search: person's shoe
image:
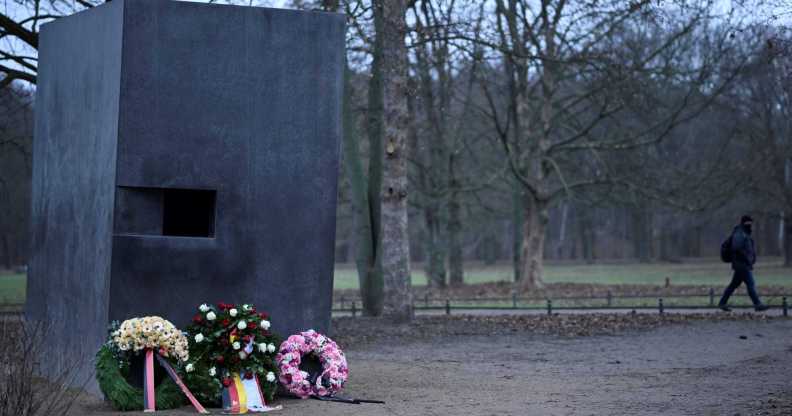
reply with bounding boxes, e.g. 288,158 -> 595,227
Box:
718,304 -> 732,312
755,304 -> 769,312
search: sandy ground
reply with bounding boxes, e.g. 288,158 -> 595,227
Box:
69,316 -> 792,416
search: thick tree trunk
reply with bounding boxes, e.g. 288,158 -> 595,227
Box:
342,64 -> 383,316
519,194 -> 548,291
447,168 -> 463,286
379,0 -> 412,323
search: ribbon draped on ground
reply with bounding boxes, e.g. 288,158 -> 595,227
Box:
143,348 -> 209,414
222,373 -> 283,414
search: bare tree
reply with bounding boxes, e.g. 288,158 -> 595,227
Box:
467,0 -> 746,289
379,0 -> 413,322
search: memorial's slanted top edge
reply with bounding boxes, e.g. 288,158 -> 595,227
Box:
40,0 -> 345,33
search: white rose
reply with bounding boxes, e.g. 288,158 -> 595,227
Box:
194,333 -> 204,343
185,363 -> 194,373
206,311 -> 216,321
260,320 -> 271,330
237,320 -> 246,330
266,372 -> 276,382
242,304 -> 251,311
199,304 -> 210,312
267,343 -> 276,353
233,341 -> 241,350
258,343 -> 267,353
239,351 -> 247,360
209,367 -> 217,377
229,308 -> 238,317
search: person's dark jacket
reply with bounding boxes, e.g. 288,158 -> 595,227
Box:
731,225 -> 756,271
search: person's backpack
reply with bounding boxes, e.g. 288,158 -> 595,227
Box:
720,234 -> 734,263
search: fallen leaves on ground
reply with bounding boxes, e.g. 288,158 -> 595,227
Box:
330,313 -> 776,347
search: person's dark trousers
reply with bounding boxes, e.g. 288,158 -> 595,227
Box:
719,268 -> 762,306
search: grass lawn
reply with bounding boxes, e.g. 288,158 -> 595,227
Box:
2,258 -> 789,305
0,273 -> 25,305
333,258 -> 792,290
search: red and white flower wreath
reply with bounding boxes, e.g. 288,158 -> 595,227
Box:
275,330 -> 348,398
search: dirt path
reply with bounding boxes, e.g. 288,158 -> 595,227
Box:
72,318 -> 792,416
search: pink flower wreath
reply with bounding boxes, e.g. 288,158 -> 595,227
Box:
275,330 -> 348,398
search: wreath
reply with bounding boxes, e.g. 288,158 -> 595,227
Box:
95,317 -> 189,411
276,330 -> 348,398
182,302 -> 280,406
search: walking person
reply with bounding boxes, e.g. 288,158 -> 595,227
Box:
718,215 -> 769,312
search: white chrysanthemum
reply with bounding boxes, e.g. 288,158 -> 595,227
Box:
186,363 -> 194,373
206,311 -> 216,321
229,308 -> 238,317
237,320 -> 246,330
209,367 -> 217,377
258,343 -> 267,353
266,372 -> 276,382
233,341 -> 241,350
194,333 -> 204,343
199,304 -> 210,312
267,343 -> 276,353
260,320 -> 271,330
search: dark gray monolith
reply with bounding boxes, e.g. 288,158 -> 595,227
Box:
27,0 -> 344,393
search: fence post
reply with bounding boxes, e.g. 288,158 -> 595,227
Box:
607,290 -> 612,307
424,293 -> 430,308
445,299 -> 451,315
351,301 -> 357,318
783,297 -> 788,317
512,292 -> 518,309
340,295 -> 345,310
709,288 -> 714,307
546,299 -> 553,315
658,298 -> 664,315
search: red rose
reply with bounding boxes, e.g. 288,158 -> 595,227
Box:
222,319 -> 230,327
216,356 -> 225,364
222,378 -> 232,387
247,322 -> 256,329
192,314 -> 202,324
258,312 -> 269,320
244,372 -> 254,380
242,335 -> 251,342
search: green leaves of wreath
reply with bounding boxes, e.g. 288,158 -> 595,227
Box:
95,344 -> 184,411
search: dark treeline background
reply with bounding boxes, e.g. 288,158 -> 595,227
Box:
0,1 -> 790,312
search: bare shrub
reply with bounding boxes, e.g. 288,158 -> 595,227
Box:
0,318 -> 87,416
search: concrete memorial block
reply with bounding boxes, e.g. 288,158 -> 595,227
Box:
26,0 -> 344,391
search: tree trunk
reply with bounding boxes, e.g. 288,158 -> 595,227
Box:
379,0 -> 412,323
342,64 -> 383,316
1,234 -> 11,270
424,210 -> 446,288
578,208 -> 594,264
447,162 -> 463,286
784,223 -> 792,267
630,206 -> 651,262
519,194 -> 548,291
512,184 -> 524,282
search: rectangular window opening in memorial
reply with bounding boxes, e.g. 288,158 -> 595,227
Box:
115,186 -> 216,238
